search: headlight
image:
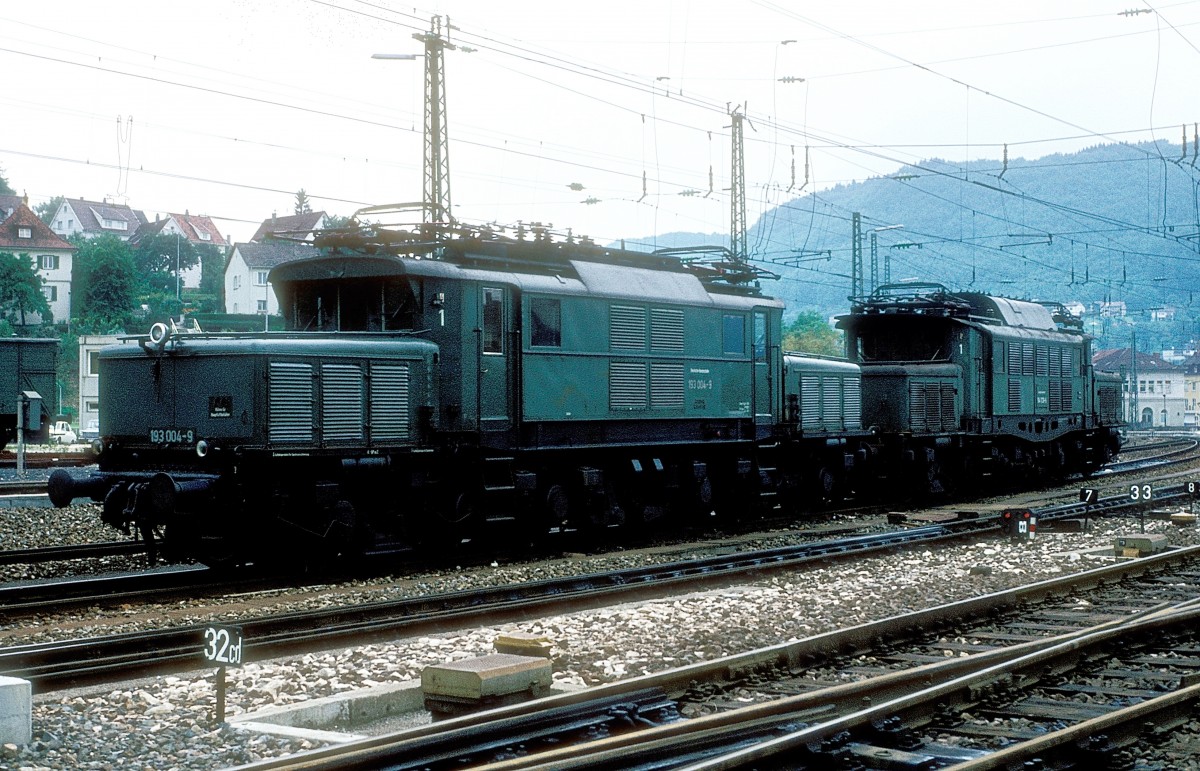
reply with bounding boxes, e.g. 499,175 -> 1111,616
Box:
196,439 -> 210,458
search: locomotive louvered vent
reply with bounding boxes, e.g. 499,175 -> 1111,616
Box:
610,362 -> 647,410
610,305 -> 647,350
941,384 -> 955,428
910,383 -> 928,431
321,363 -> 364,442
1007,342 -> 1021,374
1022,343 -> 1035,376
844,377 -> 862,429
650,308 -> 685,352
801,375 -> 821,428
1036,346 -> 1049,377
909,382 -> 955,432
1049,346 -> 1062,378
370,363 -> 410,442
1007,378 -> 1022,412
821,377 -> 842,426
650,363 -> 684,408
1100,385 -> 1120,421
269,362 -> 314,443
1048,379 -> 1063,412
1061,347 -> 1074,375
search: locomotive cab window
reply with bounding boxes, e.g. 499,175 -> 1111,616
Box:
482,287 -> 504,354
852,316 -> 952,362
753,312 -> 767,360
285,278 -> 418,332
530,297 -> 561,347
723,314 -> 745,355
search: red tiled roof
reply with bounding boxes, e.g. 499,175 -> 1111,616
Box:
1092,348 -> 1177,372
133,213 -> 227,248
0,203 -> 73,250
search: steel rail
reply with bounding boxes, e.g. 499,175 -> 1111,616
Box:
0,540 -> 145,566
226,546 -> 1200,771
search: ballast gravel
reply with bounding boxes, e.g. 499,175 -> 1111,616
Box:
5,504 -> 1200,769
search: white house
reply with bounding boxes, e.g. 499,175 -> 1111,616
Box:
78,334 -> 121,433
50,198 -> 147,241
133,212 -> 229,290
0,195 -> 75,324
224,241 -> 320,316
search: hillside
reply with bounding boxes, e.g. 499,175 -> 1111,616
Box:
628,141 -> 1200,337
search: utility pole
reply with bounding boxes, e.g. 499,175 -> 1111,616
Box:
851,212 -> 863,299
870,230 -> 878,294
414,17 -> 455,226
728,106 -> 747,264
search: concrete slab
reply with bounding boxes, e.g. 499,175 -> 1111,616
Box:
0,676 -> 31,745
421,654 -> 551,700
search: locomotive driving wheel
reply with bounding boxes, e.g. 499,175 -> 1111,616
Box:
419,490 -> 478,553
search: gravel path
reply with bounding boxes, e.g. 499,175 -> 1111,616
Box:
4,504 -> 1200,769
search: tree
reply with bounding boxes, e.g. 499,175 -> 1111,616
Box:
198,243 -> 225,296
0,252 -> 51,326
0,165 -> 13,195
323,213 -> 354,229
782,311 -> 844,358
34,195 -> 65,226
294,189 -> 312,215
72,234 -> 137,329
131,232 -> 201,294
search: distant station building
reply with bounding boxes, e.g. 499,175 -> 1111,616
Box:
1093,348 -> 1185,428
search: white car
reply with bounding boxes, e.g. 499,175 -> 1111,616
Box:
48,420 -> 77,445
81,420 -> 100,441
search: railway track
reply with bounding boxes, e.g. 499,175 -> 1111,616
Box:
0,452 -> 93,470
3,487 -> 1192,694
229,544 -> 1200,771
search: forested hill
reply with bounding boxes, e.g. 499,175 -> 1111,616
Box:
632,141 -> 1200,322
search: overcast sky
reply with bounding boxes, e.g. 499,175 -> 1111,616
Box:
2,1 -> 1197,245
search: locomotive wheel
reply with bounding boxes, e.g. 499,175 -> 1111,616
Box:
814,466 -> 836,506
419,491 -> 477,553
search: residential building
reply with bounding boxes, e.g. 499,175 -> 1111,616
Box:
224,241 -> 320,316
250,211 -> 327,242
78,334 -> 121,433
1093,348 -> 1185,428
134,212 -> 229,290
0,195 -> 75,324
50,198 -> 147,241
1185,354 -> 1200,428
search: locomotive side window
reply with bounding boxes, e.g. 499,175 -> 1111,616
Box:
530,297 -> 561,347
482,287 -> 504,354
723,314 -> 744,355
753,312 -> 767,360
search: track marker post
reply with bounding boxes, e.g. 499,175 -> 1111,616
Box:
203,624 -> 244,724
1128,483 -> 1153,534
1080,488 -> 1099,531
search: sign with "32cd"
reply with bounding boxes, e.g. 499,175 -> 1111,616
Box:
203,625 -> 244,667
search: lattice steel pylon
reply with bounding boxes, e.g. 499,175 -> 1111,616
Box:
729,107 -> 747,264
414,17 -> 455,226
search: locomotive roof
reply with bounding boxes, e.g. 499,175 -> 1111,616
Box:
271,251 -> 782,311
845,283 -> 1073,333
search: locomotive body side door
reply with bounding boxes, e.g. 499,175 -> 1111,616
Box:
477,285 -> 512,430
751,308 -> 779,431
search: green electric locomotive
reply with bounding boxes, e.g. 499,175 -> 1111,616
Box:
837,283 -> 1122,493
49,226 -> 830,564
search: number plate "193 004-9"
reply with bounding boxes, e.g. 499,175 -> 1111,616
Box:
149,428 -> 196,444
